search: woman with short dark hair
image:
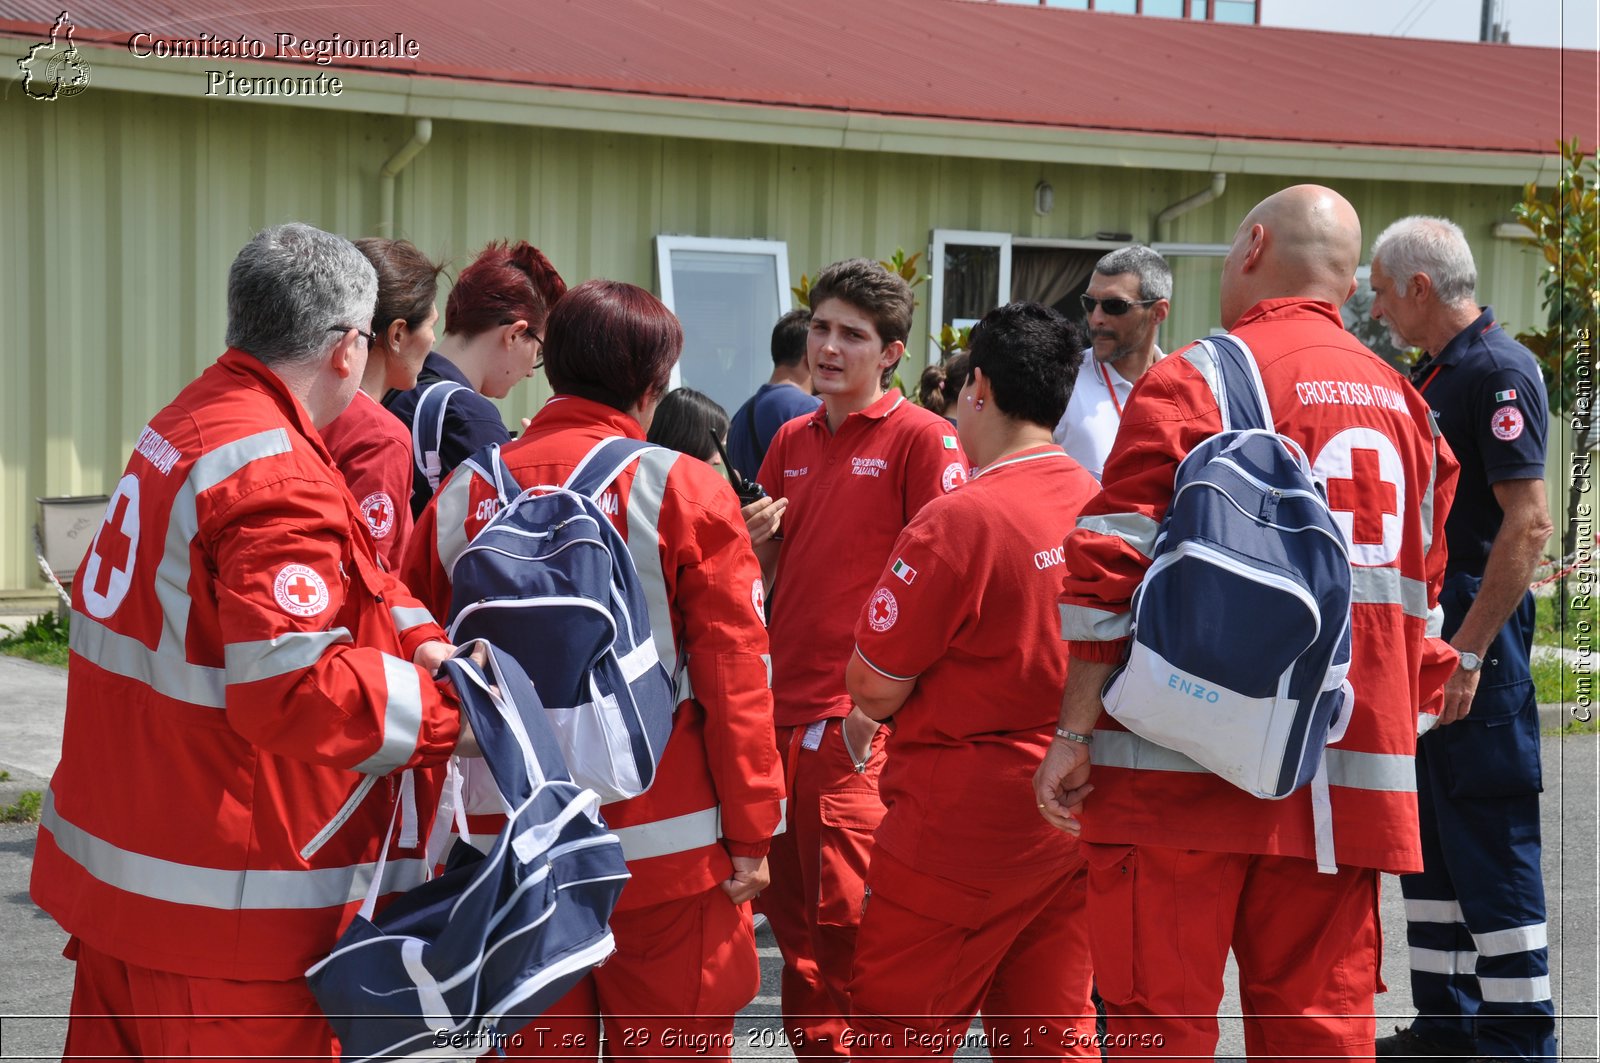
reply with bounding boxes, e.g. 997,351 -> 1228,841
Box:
403,279 -> 783,1063
843,302 -> 1100,1058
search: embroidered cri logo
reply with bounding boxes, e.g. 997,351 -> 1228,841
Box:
18,11 -> 92,102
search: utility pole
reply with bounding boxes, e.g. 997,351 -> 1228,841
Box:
1479,0 -> 1509,42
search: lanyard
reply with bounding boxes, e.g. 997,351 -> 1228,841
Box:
1099,362 -> 1124,419
1417,364 -> 1443,396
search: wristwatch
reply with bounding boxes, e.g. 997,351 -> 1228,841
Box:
1457,651 -> 1484,673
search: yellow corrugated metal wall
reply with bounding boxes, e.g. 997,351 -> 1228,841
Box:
0,87 -> 1554,591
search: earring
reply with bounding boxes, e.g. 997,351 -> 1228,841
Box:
975,398 -> 985,411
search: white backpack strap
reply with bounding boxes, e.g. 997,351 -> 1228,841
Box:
413,381 -> 470,492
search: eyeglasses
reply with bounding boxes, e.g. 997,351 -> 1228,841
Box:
1080,295 -> 1160,317
327,325 -> 379,347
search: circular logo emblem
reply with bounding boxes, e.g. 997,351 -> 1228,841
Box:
941,462 -> 967,493
867,587 -> 899,633
361,491 -> 396,539
81,474 -> 142,620
1491,405 -> 1524,442
751,578 -> 766,622
273,564 -> 330,618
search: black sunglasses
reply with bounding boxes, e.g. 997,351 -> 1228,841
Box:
327,325 -> 379,347
1080,295 -> 1159,317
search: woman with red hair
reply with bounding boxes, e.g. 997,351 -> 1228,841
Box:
402,280 -> 784,1062
384,239 -> 566,517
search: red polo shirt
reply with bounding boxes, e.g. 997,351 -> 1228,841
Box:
853,445 -> 1099,879
757,392 -> 969,728
321,390 -> 414,569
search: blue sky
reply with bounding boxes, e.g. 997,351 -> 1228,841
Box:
1262,0 -> 1597,48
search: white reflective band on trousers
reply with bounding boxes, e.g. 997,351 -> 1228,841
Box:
40,788 -> 427,911
1409,946 -> 1479,975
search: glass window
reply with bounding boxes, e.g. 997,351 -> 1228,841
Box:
1212,0 -> 1256,22
655,237 -> 792,419
1189,0 -> 1209,17
995,0 -> 1044,5
1043,0 -> 1089,8
928,230 -> 1012,363
1094,0 -> 1137,12
1143,0 -> 1185,16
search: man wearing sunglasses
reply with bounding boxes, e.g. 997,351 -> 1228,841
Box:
1052,246 -> 1171,480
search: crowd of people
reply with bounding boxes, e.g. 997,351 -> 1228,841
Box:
31,181 -> 1555,1063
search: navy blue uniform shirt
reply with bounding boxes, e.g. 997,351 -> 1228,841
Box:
382,351 -> 512,518
1411,306 -> 1547,576
726,382 -> 821,484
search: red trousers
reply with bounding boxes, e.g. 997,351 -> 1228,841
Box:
848,847 -> 1098,1060
60,937 -> 337,1062
759,718 -> 889,1060
501,886 -> 759,1062
1082,843 -> 1383,1061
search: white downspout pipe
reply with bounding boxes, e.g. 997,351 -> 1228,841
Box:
378,118 -> 433,237
1154,172 -> 1227,239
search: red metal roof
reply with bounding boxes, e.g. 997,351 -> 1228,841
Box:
3,0 -> 1593,155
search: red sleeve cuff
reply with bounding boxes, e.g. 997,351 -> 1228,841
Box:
723,838 -> 772,860
1069,639 -> 1129,664
400,625 -> 448,663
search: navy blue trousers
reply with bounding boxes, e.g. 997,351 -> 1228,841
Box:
1400,579 -> 1554,1060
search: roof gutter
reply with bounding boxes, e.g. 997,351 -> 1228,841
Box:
378,117 -> 432,236
1154,172 -> 1227,239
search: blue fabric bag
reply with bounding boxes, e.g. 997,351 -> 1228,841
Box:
446,437 -> 678,804
307,642 -> 630,1061
1101,334 -> 1354,869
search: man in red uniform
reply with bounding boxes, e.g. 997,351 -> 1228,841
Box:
754,258 -> 969,1058
1035,186 -> 1459,1059
845,303 -> 1100,1059
403,279 -> 784,1060
32,223 -> 470,1060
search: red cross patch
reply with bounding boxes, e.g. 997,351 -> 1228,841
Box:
273,563 -> 330,618
361,491 -> 396,539
1491,405 -> 1524,441
867,587 -> 899,633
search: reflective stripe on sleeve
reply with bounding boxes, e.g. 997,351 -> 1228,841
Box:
1349,567 -> 1430,619
434,470 -> 478,579
351,655 -> 425,775
624,447 -> 682,676
1090,729 -> 1414,792
1076,512 -> 1161,559
1060,602 -> 1132,642
40,788 -> 426,910
224,628 -> 353,686
71,429 -> 294,711
611,805 -> 721,862
389,605 -> 436,634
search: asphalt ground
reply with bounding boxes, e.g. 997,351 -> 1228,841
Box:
0,648 -> 1594,1061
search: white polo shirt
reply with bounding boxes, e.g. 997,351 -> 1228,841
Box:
1051,346 -> 1163,481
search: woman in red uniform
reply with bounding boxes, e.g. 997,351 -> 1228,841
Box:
844,302 -> 1101,1059
320,237 -> 443,566
402,280 -> 784,1062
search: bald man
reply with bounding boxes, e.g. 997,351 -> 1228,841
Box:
1036,186 -> 1458,1059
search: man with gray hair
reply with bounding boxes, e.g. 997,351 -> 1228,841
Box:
1052,245 -> 1171,479
1370,216 -> 1556,1063
32,223 -> 473,1058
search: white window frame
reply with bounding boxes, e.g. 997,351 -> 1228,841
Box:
655,235 -> 793,392
928,230 -> 1012,364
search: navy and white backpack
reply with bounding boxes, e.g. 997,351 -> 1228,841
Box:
445,436 -> 679,805
1101,335 -> 1353,869
307,642 -> 631,1062
410,379 -> 472,496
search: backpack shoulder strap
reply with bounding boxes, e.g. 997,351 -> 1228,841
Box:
564,436 -> 661,500
1186,334 -> 1273,433
413,380 -> 472,492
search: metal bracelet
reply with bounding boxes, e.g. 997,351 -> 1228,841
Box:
1054,727 -> 1094,746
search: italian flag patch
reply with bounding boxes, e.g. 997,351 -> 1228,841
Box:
942,435 -> 958,449
1495,389 -> 1517,402
892,558 -> 918,584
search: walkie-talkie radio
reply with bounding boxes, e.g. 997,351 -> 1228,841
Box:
709,429 -> 767,506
